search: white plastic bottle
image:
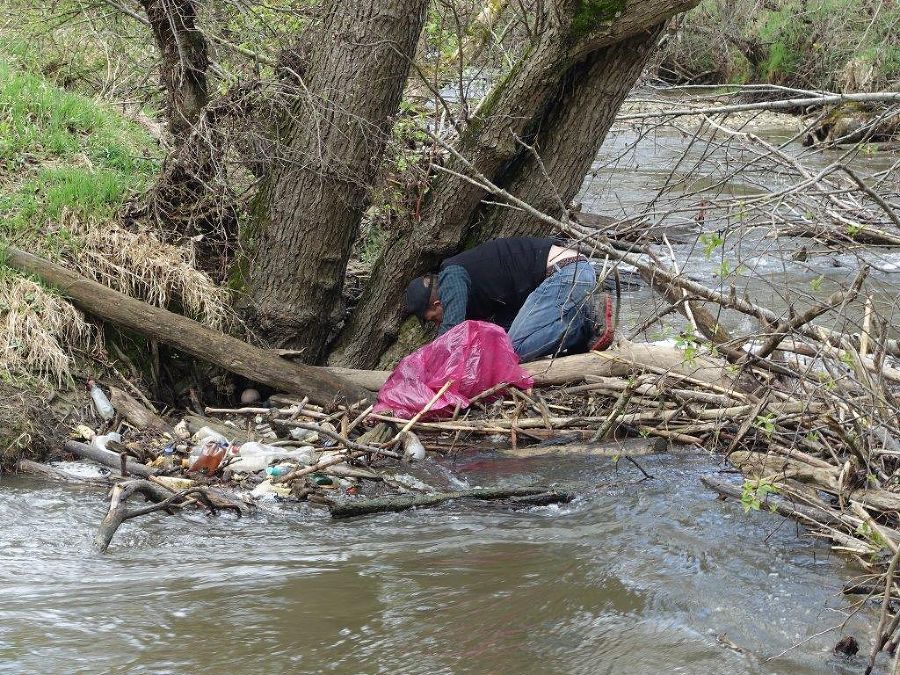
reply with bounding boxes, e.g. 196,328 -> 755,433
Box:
88,380 -> 115,420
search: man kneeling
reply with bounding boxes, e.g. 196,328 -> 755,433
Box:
403,236 -> 604,362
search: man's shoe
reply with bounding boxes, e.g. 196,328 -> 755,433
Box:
589,292 -> 615,351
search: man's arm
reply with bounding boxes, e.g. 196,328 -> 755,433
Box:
436,265 -> 471,335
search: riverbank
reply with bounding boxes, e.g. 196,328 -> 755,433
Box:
659,0 -> 899,92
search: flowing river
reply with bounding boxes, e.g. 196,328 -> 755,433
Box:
0,453 -> 882,674
2,111 -> 897,674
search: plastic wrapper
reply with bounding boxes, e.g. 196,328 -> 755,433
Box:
374,320 -> 533,419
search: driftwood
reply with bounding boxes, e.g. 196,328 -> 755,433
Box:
65,440 -> 157,478
330,340 -> 737,392
3,246 -> 372,406
109,386 -> 173,434
94,479 -> 244,552
501,437 -> 669,458
330,486 -> 576,518
15,459 -> 110,486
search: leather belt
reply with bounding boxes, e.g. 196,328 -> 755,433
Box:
546,255 -> 589,278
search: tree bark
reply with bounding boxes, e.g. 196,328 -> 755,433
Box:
4,247 -> 373,405
468,25 -> 665,241
243,0 -> 428,360
330,0 -> 698,368
140,0 -> 209,143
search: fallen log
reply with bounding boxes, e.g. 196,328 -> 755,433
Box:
330,486 -> 576,518
3,246 -> 372,406
330,340 -> 737,392
110,386 -> 173,435
65,440 -> 157,478
15,459 -> 110,486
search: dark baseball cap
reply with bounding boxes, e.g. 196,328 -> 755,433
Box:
403,276 -> 433,320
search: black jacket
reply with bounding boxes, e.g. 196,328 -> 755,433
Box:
440,236 -> 556,329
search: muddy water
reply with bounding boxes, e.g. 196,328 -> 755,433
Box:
0,453 -> 880,674
2,119 -> 897,674
581,122 -> 900,338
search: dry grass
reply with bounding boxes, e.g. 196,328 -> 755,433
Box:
0,379 -> 65,469
62,209 -> 232,330
0,274 -> 95,386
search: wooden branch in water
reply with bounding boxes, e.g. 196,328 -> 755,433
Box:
501,437 -> 668,459
65,440 -> 157,478
3,246 -> 373,406
700,475 -> 876,554
15,459 -> 110,486
94,480 -> 230,552
330,486 -> 576,518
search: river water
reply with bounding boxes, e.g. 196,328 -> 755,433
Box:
2,113 -> 898,674
0,452 -> 881,674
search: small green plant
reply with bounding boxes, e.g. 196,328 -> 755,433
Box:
846,223 -> 863,237
675,331 -> 699,365
753,413 -> 777,436
700,231 -> 725,259
740,479 -> 779,513
840,351 -> 855,369
810,275 -> 824,292
714,260 -> 731,279
855,521 -> 889,550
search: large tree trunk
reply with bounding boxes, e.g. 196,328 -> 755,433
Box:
467,25 -> 665,241
243,0 -> 428,360
140,0 -> 209,143
329,0 -> 698,368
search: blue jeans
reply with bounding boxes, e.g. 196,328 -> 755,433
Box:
507,261 -> 596,362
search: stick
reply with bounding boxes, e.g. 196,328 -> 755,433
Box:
388,380 -> 454,443
590,381 -> 635,442
330,486 -> 576,518
868,546 -> 900,674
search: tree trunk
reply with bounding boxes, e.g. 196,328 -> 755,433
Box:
243,0 -> 428,360
468,25 -> 665,241
330,0 -> 698,368
140,0 -> 209,143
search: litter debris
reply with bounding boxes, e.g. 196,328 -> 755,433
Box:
88,379 -> 115,421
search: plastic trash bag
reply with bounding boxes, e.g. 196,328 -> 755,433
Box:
374,320 -> 533,419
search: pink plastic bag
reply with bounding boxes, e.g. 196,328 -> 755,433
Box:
374,320 -> 534,420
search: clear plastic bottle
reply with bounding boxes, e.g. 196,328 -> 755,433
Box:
87,379 -> 115,420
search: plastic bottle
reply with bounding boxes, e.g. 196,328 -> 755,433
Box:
189,440 -> 227,473
87,379 -> 115,420
228,443 -> 316,473
91,432 -> 122,452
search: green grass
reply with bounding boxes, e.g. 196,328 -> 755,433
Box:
0,57 -> 160,252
